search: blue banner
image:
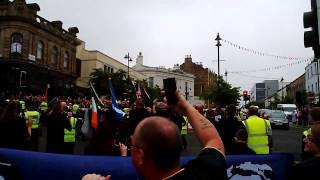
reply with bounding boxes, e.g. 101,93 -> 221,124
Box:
0,148 -> 293,180
108,78 -> 125,120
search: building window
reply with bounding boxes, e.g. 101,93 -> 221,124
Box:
316,82 -> 318,93
36,41 -> 44,60
148,77 -> 154,88
50,46 -> 58,64
312,84 -> 314,92
63,51 -> 69,68
20,71 -> 27,88
104,65 -> 113,73
10,33 -> 22,54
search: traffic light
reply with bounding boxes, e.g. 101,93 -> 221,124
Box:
243,90 -> 250,101
304,0 -> 320,58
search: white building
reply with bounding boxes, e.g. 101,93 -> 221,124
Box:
76,41 -> 146,88
132,52 -> 195,103
305,60 -> 320,94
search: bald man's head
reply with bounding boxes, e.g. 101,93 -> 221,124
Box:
134,116 -> 182,170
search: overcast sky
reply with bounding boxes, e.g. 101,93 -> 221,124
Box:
28,0 -> 312,91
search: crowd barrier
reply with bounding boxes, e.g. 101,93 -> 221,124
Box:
0,148 -> 293,180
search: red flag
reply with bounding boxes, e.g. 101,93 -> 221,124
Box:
44,84 -> 48,101
91,97 -> 98,129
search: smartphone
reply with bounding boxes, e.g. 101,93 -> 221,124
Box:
163,78 -> 178,105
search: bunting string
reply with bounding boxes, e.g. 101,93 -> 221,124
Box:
221,38 -> 307,61
228,58 -> 312,74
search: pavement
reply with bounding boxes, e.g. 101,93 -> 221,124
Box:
38,123 -> 307,161
182,123 -> 307,160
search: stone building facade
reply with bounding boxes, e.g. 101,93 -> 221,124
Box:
180,55 -> 216,97
0,0 -> 80,97
286,74 -> 306,102
76,42 -> 146,89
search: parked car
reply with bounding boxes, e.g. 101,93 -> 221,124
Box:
269,110 -> 289,130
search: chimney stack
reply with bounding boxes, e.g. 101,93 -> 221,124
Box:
185,55 -> 192,63
136,52 -> 143,65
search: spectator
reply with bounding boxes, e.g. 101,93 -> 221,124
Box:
230,129 -> 256,155
128,98 -> 150,135
303,107 -> 309,127
46,101 -> 71,153
291,124 -> 320,179
292,110 -> 297,126
84,121 -> 120,156
301,107 -> 320,160
0,101 -> 29,150
217,104 -> 246,155
83,91 -> 227,180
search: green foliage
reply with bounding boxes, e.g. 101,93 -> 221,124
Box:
281,96 -> 294,104
269,95 -> 280,110
201,76 -> 240,107
89,68 -> 131,98
296,90 -> 307,109
89,68 -> 161,103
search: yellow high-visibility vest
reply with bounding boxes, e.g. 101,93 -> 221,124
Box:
72,104 -> 79,114
26,111 -> 40,129
181,116 -> 188,135
19,100 -> 25,110
303,129 -> 310,137
243,116 -> 271,154
64,117 -> 76,143
39,102 -> 48,111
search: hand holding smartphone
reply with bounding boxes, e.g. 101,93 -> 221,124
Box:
163,78 -> 178,105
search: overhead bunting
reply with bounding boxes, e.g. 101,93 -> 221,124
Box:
221,38 -> 308,61
228,58 -> 312,74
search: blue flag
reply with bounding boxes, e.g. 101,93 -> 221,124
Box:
108,78 -> 126,120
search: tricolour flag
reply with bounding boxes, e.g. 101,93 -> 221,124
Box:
91,97 -> 98,129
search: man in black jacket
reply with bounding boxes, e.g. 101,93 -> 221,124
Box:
218,104 -> 246,155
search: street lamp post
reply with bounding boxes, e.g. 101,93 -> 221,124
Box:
215,33 -> 222,78
280,77 -> 284,101
124,53 -> 133,78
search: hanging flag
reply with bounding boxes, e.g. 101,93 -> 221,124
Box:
91,97 -> 98,129
108,78 -> 126,121
136,84 -> 142,99
44,84 -> 48,102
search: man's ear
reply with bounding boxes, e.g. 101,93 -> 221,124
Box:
136,148 -> 146,166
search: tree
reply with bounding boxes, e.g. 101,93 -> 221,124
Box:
90,69 -> 161,105
201,76 -> 240,107
281,96 -> 294,104
296,90 -> 307,110
270,95 -> 280,110
89,68 -> 132,99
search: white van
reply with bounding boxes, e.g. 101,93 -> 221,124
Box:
277,104 -> 297,121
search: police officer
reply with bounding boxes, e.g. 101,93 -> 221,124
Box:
26,103 -> 40,151
181,116 -> 188,150
243,106 -> 273,154
72,102 -> 79,116
63,110 -> 77,154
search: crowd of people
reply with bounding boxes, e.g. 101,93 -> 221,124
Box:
1,92 -> 320,179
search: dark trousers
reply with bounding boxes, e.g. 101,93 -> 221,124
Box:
181,135 -> 187,150
63,142 -> 75,154
31,129 -> 39,151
